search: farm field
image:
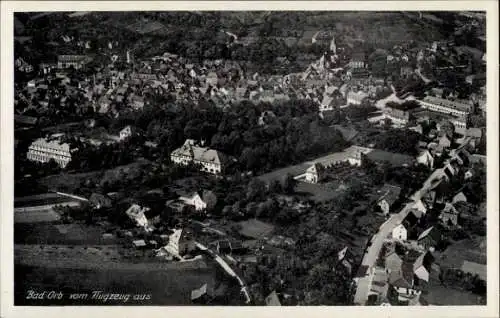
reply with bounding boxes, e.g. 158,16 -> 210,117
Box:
14,223 -> 119,245
15,263 -> 216,305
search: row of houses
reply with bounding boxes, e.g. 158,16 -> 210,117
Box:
366,137 -> 485,305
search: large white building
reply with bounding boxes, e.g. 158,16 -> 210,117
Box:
26,136 -> 74,168
170,139 -> 226,174
419,96 -> 473,118
346,90 -> 369,105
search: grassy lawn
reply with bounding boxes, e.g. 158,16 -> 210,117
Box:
38,159 -> 152,193
295,181 -> 341,202
14,223 -> 120,245
14,208 -> 61,223
237,219 -> 275,239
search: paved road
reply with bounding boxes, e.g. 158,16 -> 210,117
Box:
353,206 -> 411,304
195,242 -> 251,304
353,142 -> 466,305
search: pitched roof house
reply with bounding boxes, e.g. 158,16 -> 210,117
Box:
412,251 -> 434,282
304,163 -> 327,184
170,139 -> 228,174
377,184 -> 402,215
417,150 -> 434,169
265,291 -> 282,306
440,202 -> 459,226
89,193 -> 112,209
417,226 -> 442,250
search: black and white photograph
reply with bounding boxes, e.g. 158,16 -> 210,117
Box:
1,1 -> 498,316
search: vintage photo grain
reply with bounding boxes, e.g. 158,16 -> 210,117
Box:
4,5 -> 496,311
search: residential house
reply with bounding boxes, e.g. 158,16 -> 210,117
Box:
170,139 -> 228,174
385,250 -> 403,274
388,263 -> 422,302
258,110 -> 277,126
409,124 -> 424,135
130,95 -> 145,110
265,291 -> 282,306
161,228 -> 196,259
438,133 -> 452,149
206,72 -> 219,87
452,191 -> 468,204
179,190 -> 217,212
412,199 -> 429,217
337,246 -> 355,275
191,283 -> 215,303
132,239 -> 147,249
89,193 -> 112,209
392,223 -> 408,241
304,163 -> 327,184
119,125 -> 135,141
417,226 -> 442,251
412,251 -> 434,282
125,204 -> 153,232
440,202 -> 459,226
179,192 -> 207,211
216,239 -> 231,254
417,150 -> 434,169
376,184 -> 402,215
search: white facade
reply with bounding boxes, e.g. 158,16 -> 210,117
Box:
412,200 -> 428,216
180,193 -> 207,211
27,137 -> 72,168
417,150 -> 434,168
414,265 -> 430,282
120,126 -> 133,140
392,224 -> 408,241
170,140 -> 224,174
419,96 -> 472,117
393,286 -> 421,301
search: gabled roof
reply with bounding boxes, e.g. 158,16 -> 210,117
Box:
389,263 -> 414,289
306,163 -> 327,176
442,202 -> 458,215
191,283 -> 212,301
417,226 -> 441,243
378,184 -> 402,206
265,291 -> 282,306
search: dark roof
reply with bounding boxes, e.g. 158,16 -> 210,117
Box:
351,52 -> 366,62
218,240 -> 231,250
417,226 -> 441,243
14,114 -> 38,125
378,184 -> 402,206
366,149 -> 415,167
402,211 -> 419,228
355,265 -> 369,278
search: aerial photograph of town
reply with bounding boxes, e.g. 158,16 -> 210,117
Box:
11,10 -> 488,306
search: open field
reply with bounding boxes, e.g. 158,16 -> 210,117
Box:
14,223 -> 120,245
423,272 -> 485,306
295,181 -> 341,202
15,263 -> 216,305
38,159 -> 152,193
237,219 -> 275,239
14,243 -> 217,305
14,208 -> 61,223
